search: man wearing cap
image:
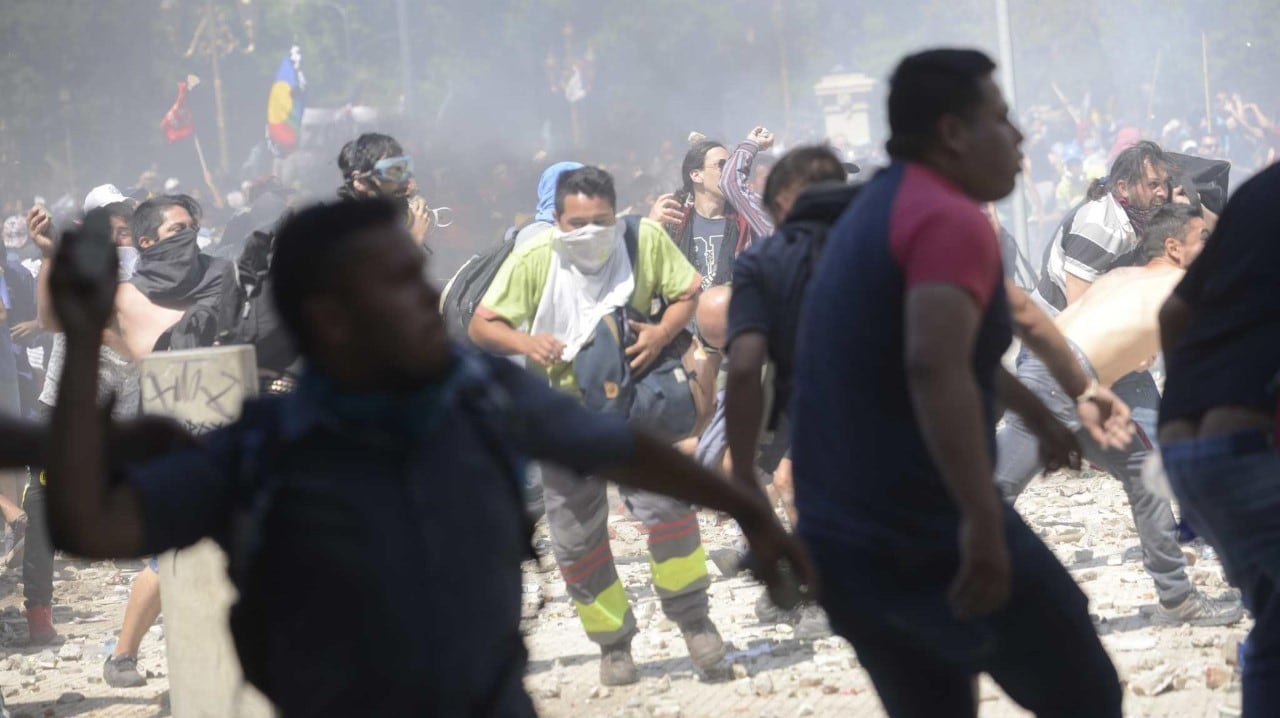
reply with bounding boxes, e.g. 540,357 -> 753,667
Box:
21,185 -> 140,651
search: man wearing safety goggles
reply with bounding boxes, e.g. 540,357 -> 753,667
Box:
337,133 -> 451,247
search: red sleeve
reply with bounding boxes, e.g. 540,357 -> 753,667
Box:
890,202 -> 1001,310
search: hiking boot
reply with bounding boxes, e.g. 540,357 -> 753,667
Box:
754,592 -> 800,626
1153,592 -> 1244,627
103,654 -> 147,688
679,618 -> 726,672
794,605 -> 833,641
599,639 -> 639,686
25,605 -> 56,645
708,548 -> 744,579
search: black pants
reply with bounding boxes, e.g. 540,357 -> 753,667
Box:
804,508 -> 1122,718
24,401 -> 54,608
21,469 -> 52,608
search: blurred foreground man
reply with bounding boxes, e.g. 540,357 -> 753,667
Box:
1159,164 -> 1280,717
791,49 -> 1122,717
45,200 -> 812,717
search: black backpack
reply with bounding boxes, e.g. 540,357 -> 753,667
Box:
439,224 -> 528,345
215,228 -> 299,378
440,216 -> 643,345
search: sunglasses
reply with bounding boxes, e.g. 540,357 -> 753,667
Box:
704,159 -> 727,171
371,155 -> 414,183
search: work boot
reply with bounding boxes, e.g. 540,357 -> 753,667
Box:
794,605 -> 832,641
25,605 -> 56,645
679,617 -> 727,672
1153,591 -> 1244,627
103,654 -> 147,688
754,592 -> 800,625
599,638 -> 639,686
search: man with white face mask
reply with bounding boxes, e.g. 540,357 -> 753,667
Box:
469,167 -> 727,687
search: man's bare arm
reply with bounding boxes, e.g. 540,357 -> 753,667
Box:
905,285 -> 1008,618
723,332 -> 769,494
1159,294 -> 1192,360
48,332 -> 147,558
1006,281 -> 1087,396
1064,272 -> 1093,305
45,219 -> 146,559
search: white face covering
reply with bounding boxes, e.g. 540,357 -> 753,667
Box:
553,223 -> 621,273
116,246 -> 140,281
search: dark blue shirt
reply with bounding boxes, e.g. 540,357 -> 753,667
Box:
1161,163 -> 1280,424
727,183 -> 859,428
791,162 -> 1011,548
127,351 -> 634,717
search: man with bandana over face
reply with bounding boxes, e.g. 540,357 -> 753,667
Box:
115,194 -> 229,358
469,166 -> 729,687
101,194 -> 228,687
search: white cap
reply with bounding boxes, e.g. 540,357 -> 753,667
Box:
83,184 -> 129,212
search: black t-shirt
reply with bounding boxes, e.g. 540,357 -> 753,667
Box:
689,212 -> 734,288
1161,164 -> 1280,425
727,184 -> 860,426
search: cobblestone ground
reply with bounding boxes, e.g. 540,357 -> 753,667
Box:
0,469 -> 1249,717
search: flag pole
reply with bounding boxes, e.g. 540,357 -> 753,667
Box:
994,0 -> 1030,281
191,134 -> 225,208
1201,32 -> 1212,132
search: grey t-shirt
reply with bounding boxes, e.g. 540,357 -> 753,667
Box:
38,334 -> 140,419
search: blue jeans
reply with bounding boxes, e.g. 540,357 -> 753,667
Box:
1164,432 -> 1280,717
802,508 -> 1122,718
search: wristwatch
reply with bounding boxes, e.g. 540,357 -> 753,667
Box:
1077,378 -> 1100,403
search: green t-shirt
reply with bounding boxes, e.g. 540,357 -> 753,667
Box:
478,218 -> 700,395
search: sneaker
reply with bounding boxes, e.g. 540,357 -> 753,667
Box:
679,617 -> 727,672
25,605 -> 56,645
1153,592 -> 1244,627
599,639 -> 639,687
103,654 -> 147,688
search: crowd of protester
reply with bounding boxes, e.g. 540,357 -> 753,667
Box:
0,43 -> 1276,718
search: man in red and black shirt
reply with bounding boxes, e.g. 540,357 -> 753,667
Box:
791,49 -> 1122,716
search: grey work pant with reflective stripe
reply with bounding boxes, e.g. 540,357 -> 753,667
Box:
994,348 -> 1192,605
540,462 -> 711,647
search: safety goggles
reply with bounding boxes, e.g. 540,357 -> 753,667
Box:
371,155 -> 414,183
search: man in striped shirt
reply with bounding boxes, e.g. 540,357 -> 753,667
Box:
1032,140 -> 1173,316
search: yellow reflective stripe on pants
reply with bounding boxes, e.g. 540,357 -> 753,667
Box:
650,545 -> 708,594
573,579 -> 631,636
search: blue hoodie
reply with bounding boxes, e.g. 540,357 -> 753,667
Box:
534,161 -> 584,223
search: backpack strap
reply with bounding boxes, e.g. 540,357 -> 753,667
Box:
622,215 -> 643,271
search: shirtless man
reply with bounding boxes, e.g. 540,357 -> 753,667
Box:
994,203 -> 1241,626
113,195 -> 226,359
